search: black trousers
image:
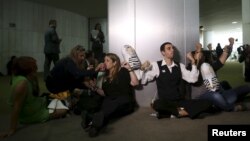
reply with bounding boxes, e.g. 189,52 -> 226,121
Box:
44,53 -> 59,80
92,96 -> 134,128
153,99 -> 212,119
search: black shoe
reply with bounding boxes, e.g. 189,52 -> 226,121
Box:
81,111 -> 92,131
156,112 -> 171,119
205,105 -> 221,114
89,126 -> 99,137
81,120 -> 92,132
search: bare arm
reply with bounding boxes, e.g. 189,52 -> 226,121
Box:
122,62 -> 139,86
219,46 -> 230,64
181,52 -> 199,83
0,80 -> 27,138
128,69 -> 139,86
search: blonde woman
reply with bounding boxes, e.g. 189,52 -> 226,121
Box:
45,45 -> 102,94
86,53 -> 139,137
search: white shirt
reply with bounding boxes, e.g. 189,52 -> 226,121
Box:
140,59 -> 199,84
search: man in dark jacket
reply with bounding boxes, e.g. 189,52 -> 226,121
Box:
44,19 -> 62,81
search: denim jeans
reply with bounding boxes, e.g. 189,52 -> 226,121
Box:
199,90 -> 235,111
199,85 -> 250,111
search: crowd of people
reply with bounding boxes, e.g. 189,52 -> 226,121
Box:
1,20 -> 250,138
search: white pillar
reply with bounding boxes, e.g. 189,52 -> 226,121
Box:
108,0 -> 199,107
242,0 -> 250,44
242,0 -> 250,78
203,30 -> 214,49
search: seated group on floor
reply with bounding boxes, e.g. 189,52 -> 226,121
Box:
1,39 -> 250,138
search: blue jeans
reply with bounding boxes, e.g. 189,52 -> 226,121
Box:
199,85 -> 250,111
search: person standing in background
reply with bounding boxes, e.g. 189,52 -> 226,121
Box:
90,23 -> 105,63
44,19 -> 62,81
238,44 -> 250,82
216,43 -> 223,58
206,43 -> 217,63
225,37 -> 234,58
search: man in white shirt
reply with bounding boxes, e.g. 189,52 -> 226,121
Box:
141,42 -> 212,119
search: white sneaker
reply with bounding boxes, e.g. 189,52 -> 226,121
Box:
170,115 -> 177,118
150,113 -> 157,117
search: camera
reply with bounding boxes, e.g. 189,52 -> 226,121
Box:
237,44 -> 249,54
237,45 -> 244,54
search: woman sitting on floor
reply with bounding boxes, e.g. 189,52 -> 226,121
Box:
84,53 -> 139,137
190,43 -> 250,112
0,56 -> 68,138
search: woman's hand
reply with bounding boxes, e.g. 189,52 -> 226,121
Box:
83,79 -> 97,90
122,62 -> 133,71
223,45 -> 229,53
141,61 -> 152,71
95,88 -> 105,96
95,63 -> 105,72
186,52 -> 195,65
89,79 -> 97,90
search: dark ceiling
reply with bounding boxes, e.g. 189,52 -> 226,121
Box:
200,0 -> 242,31
25,0 -> 108,18
25,0 -> 242,31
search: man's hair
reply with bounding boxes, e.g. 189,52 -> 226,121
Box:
49,19 -> 57,26
160,42 -> 172,52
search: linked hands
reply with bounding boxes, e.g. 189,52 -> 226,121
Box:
186,52 -> 195,65
121,61 -> 133,71
141,61 -> 152,71
83,78 -> 105,96
187,42 -> 202,65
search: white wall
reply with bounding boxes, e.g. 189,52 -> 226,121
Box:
108,0 -> 199,107
203,29 -> 242,51
242,0 -> 250,44
203,30 -> 214,49
108,0 -> 136,54
0,0 -> 89,73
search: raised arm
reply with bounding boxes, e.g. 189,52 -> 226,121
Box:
210,45 -> 231,71
122,62 -> 139,86
219,45 -> 231,64
181,52 -> 199,83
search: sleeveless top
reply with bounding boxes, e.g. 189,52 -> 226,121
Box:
9,76 -> 49,124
